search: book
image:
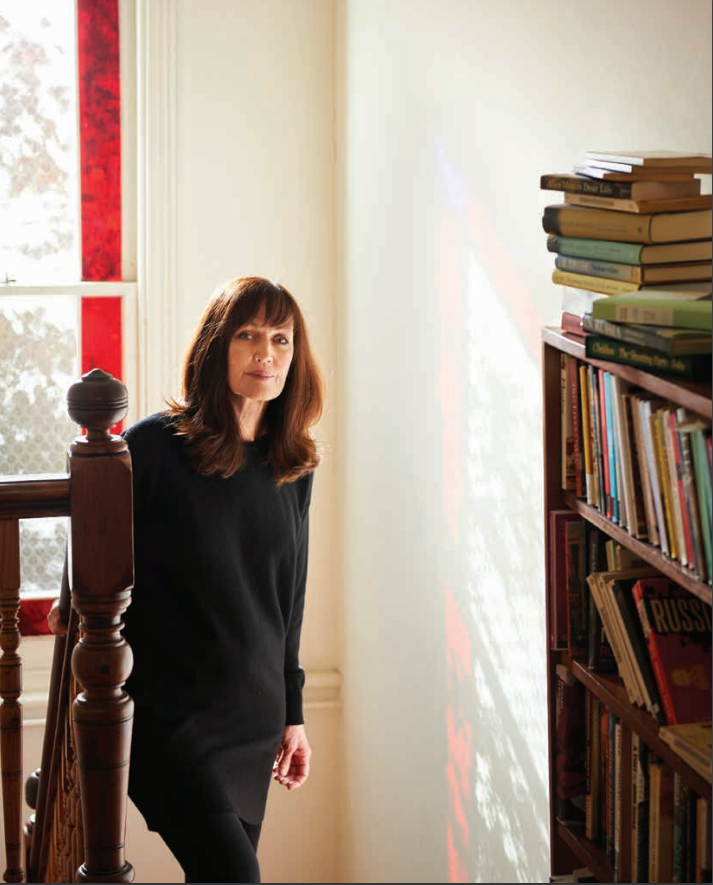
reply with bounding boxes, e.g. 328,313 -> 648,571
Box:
658,720 -> 712,783
549,510 -> 581,649
561,310 -> 587,338
585,335 -> 713,380
540,172 -> 701,200
542,204 -> 713,244
633,576 -> 712,725
649,760 -> 675,884
579,364 -> 596,506
584,522 -> 616,671
686,422 -> 713,584
584,150 -> 713,172
631,734 -> 650,883
672,772 -> 691,884
562,191 -> 712,214
608,575 -> 666,723
554,663 -> 587,825
696,798 -> 712,883
590,294 -> 713,332
573,163 -> 700,182
587,566 -> 658,704
554,255 -> 712,285
581,315 -> 713,356
676,419 -> 708,581
546,234 -> 713,265
585,693 -> 601,842
565,517 -> 587,657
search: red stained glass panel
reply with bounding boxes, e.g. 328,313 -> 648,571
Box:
77,0 -> 122,281
81,295 -> 123,431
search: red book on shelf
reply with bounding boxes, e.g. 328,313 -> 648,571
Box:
561,310 -> 590,338
633,576 -> 712,725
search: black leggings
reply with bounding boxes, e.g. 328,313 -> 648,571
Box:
157,810 -> 263,884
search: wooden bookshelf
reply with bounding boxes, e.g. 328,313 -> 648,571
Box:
543,325 -> 712,884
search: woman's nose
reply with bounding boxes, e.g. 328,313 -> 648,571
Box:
255,343 -> 272,363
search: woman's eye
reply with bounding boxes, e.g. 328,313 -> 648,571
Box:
276,336 -> 290,345
236,331 -> 252,340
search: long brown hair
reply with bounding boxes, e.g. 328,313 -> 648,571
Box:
167,276 -> 323,484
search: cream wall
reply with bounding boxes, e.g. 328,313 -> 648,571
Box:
336,0 -> 711,883
3,2 -> 712,884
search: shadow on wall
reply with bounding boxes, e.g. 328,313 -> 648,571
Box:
436,142 -> 549,884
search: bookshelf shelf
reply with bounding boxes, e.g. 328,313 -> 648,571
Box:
565,493 -> 712,604
543,325 -> 713,884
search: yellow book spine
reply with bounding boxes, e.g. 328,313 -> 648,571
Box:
579,363 -> 595,506
650,410 -> 678,560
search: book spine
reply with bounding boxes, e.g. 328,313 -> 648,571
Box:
696,797 -> 712,883
581,314 -> 693,356
586,693 -> 601,841
667,411 -> 693,568
585,336 -> 710,380
552,268 -> 641,296
691,428 -> 713,584
579,363 -> 596,507
542,205 -> 655,244
591,299 -> 713,332
547,234 -> 644,264
652,408 -> 679,560
678,426 -> 708,582
588,365 -> 605,515
634,588 -> 678,725
541,173 -> 639,197
554,664 -> 587,825
566,355 -> 584,496
555,254 -> 642,283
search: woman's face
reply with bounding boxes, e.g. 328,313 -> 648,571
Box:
227,305 -> 295,405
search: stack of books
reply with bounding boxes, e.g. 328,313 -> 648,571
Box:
541,150 -> 713,380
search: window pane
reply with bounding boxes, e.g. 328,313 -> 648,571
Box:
0,0 -> 80,284
0,293 -> 78,595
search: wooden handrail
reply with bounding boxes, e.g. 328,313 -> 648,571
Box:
0,477 -> 69,521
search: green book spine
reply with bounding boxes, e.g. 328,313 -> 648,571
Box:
585,336 -> 713,380
590,297 -> 713,331
691,428 -> 713,583
547,234 -> 644,264
555,254 -> 640,282
581,314 -> 713,356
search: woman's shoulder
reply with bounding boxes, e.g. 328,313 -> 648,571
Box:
122,412 -> 177,453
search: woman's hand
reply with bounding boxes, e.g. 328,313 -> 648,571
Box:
273,724 -> 311,791
47,597 -> 68,637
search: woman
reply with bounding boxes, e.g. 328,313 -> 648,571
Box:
50,276 -> 324,883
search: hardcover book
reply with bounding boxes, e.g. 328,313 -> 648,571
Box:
583,150 -> 713,172
554,663 -> 587,826
546,234 -> 713,266
562,191 -> 712,214
590,294 -> 713,332
585,336 -> 713,381
573,163 -> 700,182
549,510 -> 581,650
540,172 -> 701,200
632,576 -> 712,725
542,204 -> 712,244
658,720 -> 712,784
554,255 -> 712,285
648,761 -> 675,884
581,315 -> 712,356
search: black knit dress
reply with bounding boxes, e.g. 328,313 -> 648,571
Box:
120,414 -> 313,829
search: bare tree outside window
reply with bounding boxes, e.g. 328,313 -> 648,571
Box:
0,1 -> 79,283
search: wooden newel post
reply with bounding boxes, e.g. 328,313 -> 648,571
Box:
66,369 -> 135,883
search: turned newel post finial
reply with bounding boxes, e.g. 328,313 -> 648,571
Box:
67,369 -> 128,442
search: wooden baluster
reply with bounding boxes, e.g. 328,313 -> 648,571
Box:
66,369 -> 134,883
0,518 -> 24,883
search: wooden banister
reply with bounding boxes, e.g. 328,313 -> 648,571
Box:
1,368 -> 135,883
0,518 -> 23,884
65,369 -> 134,883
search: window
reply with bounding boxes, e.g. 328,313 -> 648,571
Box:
0,0 -> 136,618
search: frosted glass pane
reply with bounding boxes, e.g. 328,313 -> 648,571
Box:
0,293 -> 78,595
0,0 -> 80,283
